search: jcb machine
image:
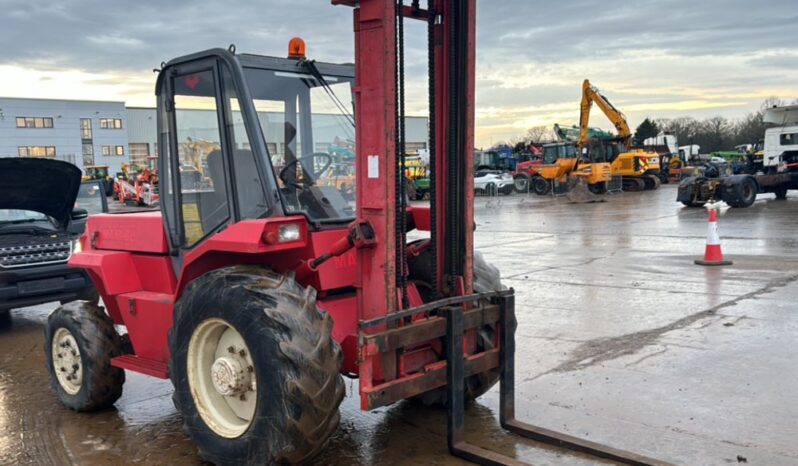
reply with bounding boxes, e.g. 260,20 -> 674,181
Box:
514,142 -> 612,195
46,1 -> 669,465
579,79 -> 662,191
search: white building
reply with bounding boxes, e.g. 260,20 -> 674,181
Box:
0,97 -> 129,174
0,97 -> 429,174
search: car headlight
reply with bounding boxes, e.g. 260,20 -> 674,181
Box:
72,240 -> 82,254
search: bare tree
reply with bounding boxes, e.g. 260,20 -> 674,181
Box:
525,125 -> 553,144
760,96 -> 785,110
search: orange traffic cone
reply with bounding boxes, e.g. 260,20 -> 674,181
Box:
695,209 -> 732,266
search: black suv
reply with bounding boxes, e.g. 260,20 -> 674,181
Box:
0,158 -> 100,322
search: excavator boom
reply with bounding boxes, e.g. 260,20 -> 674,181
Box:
579,79 -> 632,149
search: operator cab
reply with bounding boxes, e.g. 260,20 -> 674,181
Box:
541,142 -> 577,164
156,46 -> 356,250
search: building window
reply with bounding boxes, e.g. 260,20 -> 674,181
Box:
99,118 -> 123,129
404,142 -> 427,154
129,143 -> 149,166
82,143 -> 95,166
18,146 -> 56,158
101,145 -> 125,156
16,116 -> 53,128
80,118 -> 93,140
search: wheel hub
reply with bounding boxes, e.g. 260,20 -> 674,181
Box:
211,355 -> 250,396
52,328 -> 83,395
187,318 -> 257,438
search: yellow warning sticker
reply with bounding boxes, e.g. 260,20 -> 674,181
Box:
182,203 -> 204,245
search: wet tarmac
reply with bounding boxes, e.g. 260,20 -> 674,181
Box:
2,185 -> 797,465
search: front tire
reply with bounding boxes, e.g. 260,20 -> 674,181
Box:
170,266 -> 344,465
45,301 -> 125,411
513,174 -> 530,193
774,186 -> 788,200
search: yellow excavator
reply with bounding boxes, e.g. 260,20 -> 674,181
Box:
578,79 -> 662,191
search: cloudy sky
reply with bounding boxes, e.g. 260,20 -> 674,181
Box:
1,0 -> 795,147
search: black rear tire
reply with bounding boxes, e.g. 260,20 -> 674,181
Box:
725,177 -> 757,208
170,266 -> 344,465
774,187 -> 788,200
45,301 -> 125,411
532,176 -> 551,195
408,247 -> 503,406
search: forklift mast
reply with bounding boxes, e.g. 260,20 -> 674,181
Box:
337,0 -> 475,321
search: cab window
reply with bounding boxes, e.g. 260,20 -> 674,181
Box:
172,69 -> 230,247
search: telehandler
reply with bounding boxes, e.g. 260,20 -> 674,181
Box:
46,1 -> 670,465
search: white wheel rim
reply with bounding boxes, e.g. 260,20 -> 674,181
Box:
187,318 -> 257,438
52,327 -> 83,395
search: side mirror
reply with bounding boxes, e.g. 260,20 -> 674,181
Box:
71,208 -> 89,220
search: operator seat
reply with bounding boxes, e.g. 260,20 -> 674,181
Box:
230,149 -> 268,219
203,150 -> 231,230
206,148 -> 269,222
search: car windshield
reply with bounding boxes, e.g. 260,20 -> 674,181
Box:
242,66 -> 356,222
0,209 -> 48,223
76,182 -> 106,215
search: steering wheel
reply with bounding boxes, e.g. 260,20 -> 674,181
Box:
279,153 -> 333,188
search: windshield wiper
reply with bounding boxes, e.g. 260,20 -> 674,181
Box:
304,59 -> 355,128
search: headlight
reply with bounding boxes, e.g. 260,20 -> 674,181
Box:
72,240 -> 82,254
278,223 -> 301,243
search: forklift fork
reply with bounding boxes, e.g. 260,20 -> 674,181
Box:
444,294 -> 674,466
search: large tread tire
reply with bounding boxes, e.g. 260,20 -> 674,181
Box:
408,247 -> 503,406
45,301 -> 125,411
169,266 -> 344,465
532,176 -> 551,195
724,176 -> 757,208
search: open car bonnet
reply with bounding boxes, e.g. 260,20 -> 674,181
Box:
0,158 -> 83,227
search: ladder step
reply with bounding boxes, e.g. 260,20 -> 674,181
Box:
111,354 -> 169,379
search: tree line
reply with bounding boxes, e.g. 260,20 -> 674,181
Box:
508,97 -> 797,154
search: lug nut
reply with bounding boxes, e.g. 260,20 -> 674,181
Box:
238,349 -> 246,357
247,366 -> 254,373
72,364 -> 79,370
239,394 -> 247,401
227,346 -> 235,354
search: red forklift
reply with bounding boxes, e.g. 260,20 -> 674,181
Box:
46,1 -> 669,464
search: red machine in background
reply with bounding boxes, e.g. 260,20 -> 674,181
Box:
44,1 -> 668,465
114,157 -> 160,206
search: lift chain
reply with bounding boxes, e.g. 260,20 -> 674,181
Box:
427,0 -> 438,300
395,0 -> 410,309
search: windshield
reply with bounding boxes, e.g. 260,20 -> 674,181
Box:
0,210 -> 48,223
76,182 -> 106,215
242,66 -> 356,222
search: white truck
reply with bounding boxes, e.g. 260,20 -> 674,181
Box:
677,105 -> 798,208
